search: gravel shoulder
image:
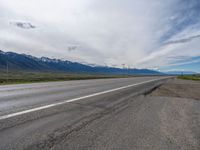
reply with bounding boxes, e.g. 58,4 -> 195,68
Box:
52,78 -> 200,150
150,78 -> 200,100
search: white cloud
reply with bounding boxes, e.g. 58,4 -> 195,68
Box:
0,0 -> 200,70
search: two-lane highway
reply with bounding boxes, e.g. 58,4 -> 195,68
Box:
0,76 -> 166,117
0,76 -> 169,149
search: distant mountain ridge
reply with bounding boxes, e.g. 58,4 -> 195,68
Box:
0,50 -> 162,75
165,71 -> 197,75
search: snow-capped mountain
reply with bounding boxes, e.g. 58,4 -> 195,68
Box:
0,50 -> 162,75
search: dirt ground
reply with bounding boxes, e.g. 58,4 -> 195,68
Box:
150,78 -> 200,100
53,78 -> 200,150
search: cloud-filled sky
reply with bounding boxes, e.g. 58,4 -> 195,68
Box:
0,0 -> 200,72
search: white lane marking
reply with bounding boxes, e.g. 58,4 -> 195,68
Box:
0,77 -> 169,120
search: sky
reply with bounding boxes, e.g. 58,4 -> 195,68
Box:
0,0 -> 200,72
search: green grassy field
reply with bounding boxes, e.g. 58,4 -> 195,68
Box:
178,75 -> 200,81
0,71 -> 131,85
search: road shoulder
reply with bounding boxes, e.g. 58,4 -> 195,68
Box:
52,79 -> 200,150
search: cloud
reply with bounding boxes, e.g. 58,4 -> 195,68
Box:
164,34 -> 200,45
160,56 -> 200,73
169,56 -> 200,66
0,0 -> 200,72
67,45 -> 79,52
10,21 -> 36,29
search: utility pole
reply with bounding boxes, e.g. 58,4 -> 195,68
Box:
122,64 -> 125,69
6,61 -> 8,83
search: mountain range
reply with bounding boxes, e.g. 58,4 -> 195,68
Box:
0,50 -> 162,75
164,71 -> 197,75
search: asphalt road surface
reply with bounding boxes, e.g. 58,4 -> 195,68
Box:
0,76 -> 170,149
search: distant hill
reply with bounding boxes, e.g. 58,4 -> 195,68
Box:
0,50 -> 162,75
165,71 -> 197,75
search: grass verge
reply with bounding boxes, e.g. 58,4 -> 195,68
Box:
178,75 -> 200,81
0,71 -> 131,85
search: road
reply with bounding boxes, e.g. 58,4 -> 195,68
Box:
0,76 -> 169,149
